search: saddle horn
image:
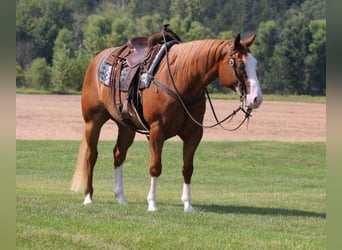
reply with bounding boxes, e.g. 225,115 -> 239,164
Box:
148,24 -> 182,47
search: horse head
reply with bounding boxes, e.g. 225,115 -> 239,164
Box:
218,33 -> 263,110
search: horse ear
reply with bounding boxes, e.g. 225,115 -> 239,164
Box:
244,34 -> 257,47
234,33 -> 241,48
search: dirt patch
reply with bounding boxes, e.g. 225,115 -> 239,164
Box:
16,94 -> 325,142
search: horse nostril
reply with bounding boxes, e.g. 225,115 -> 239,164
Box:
254,97 -> 258,105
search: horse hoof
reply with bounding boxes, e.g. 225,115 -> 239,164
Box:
83,193 -> 92,205
184,205 -> 194,212
147,203 -> 157,212
117,196 -> 128,205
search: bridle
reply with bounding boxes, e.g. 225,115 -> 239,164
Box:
228,47 -> 249,103
152,29 -> 252,131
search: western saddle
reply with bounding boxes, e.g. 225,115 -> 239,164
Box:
105,24 -> 181,134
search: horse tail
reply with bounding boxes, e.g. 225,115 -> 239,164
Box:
71,137 -> 88,192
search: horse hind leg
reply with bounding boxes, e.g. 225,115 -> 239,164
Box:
113,124 -> 135,205
71,114 -> 108,205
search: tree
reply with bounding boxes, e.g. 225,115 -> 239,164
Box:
134,14 -> 164,37
16,0 -> 74,64
52,28 -> 76,91
83,14 -> 112,55
16,40 -> 35,69
265,46 -> 289,94
252,20 -> 278,89
305,19 -> 326,95
218,30 -> 233,40
68,52 -> 91,91
16,64 -> 27,88
25,58 -> 52,89
128,0 -> 170,18
181,19 -> 213,41
15,0 -> 326,95
269,8 -> 311,94
109,17 -> 135,46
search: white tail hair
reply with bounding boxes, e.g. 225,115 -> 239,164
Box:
71,138 -> 88,192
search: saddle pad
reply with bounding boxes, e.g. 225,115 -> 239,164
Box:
98,59 -> 112,86
98,56 -> 130,91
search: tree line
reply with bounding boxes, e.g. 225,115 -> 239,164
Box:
16,0 -> 326,95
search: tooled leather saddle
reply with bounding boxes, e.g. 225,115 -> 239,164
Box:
105,24 -> 181,134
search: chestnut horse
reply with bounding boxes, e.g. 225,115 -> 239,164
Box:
71,33 -> 263,212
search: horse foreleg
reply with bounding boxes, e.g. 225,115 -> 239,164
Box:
147,176 -> 158,211
147,123 -> 164,212
114,166 -> 126,204
113,124 -> 135,205
181,183 -> 193,212
181,127 -> 203,212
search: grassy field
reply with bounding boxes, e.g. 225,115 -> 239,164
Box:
16,140 -> 326,249
209,93 -> 326,104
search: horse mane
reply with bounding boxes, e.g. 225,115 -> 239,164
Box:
167,39 -> 232,84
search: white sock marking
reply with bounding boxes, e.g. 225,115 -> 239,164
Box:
114,165 -> 127,205
83,193 -> 92,205
147,177 -> 158,212
182,184 -> 194,212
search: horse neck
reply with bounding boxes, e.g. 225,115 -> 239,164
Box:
171,40 -> 229,97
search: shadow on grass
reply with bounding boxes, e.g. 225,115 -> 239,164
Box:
196,204 -> 326,219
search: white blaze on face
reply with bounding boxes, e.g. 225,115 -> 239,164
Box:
244,53 -> 263,109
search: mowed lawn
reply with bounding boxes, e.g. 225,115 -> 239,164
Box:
16,140 -> 326,249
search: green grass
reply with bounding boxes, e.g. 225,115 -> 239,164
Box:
16,140 -> 326,249
210,93 -> 326,104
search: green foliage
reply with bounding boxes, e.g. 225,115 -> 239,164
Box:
83,14 -> 112,55
305,19 -> 326,95
16,0 -> 75,64
280,8 -> 311,94
252,21 -> 277,86
25,58 -> 52,89
218,30 -> 234,40
110,16 -> 136,46
17,140 -> 326,249
16,64 -> 27,88
16,0 -> 326,95
70,52 -> 92,91
53,28 -> 76,58
134,14 -> 164,37
253,1 -> 326,95
51,28 -> 90,92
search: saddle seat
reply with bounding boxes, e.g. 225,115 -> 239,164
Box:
126,37 -> 149,67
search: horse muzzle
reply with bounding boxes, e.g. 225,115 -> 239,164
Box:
245,87 -> 263,109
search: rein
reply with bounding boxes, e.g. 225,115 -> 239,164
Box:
153,28 -> 252,131
204,88 -> 252,131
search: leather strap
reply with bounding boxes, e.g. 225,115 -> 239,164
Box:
115,60 -> 123,112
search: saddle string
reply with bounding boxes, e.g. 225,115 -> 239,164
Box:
160,29 -> 252,131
